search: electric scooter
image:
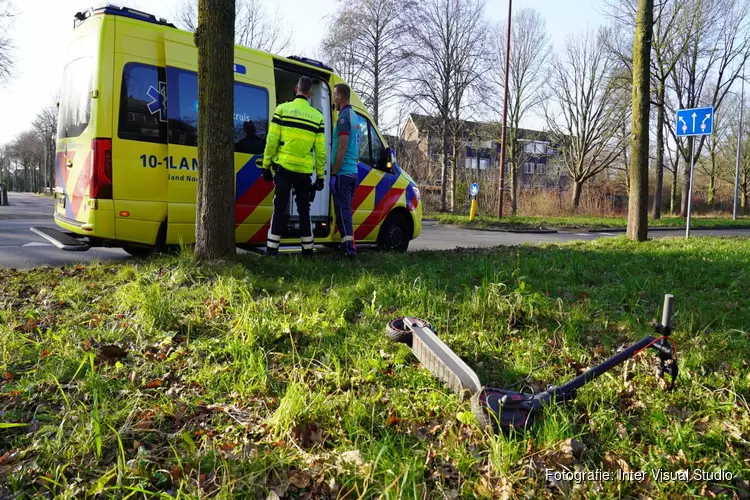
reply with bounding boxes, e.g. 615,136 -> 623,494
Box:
386,294 -> 678,434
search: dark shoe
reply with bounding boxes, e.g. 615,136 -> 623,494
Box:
301,249 -> 314,259
266,247 -> 279,256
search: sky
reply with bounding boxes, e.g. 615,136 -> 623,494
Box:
0,0 -> 609,145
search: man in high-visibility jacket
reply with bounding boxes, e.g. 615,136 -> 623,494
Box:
261,76 -> 327,256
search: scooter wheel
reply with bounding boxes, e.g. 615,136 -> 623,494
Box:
385,317 -> 433,347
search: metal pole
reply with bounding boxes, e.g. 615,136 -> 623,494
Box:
497,0 -> 512,218
734,72 -> 744,220
686,137 -> 696,238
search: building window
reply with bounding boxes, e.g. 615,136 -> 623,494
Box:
479,158 -> 489,170
536,162 -> 547,175
465,157 -> 475,169
524,141 -> 548,155
524,162 -> 535,174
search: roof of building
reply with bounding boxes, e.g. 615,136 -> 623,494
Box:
405,113 -> 551,142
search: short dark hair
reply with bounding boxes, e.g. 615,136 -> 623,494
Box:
297,76 -> 313,94
334,83 -> 351,100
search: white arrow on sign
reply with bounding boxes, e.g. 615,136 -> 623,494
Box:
692,112 -> 697,133
701,113 -> 711,131
679,116 -> 688,133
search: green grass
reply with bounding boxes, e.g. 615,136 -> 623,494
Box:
429,213 -> 750,231
1,238 -> 750,498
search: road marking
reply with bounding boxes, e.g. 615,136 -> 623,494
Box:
22,242 -> 53,247
575,233 -> 592,236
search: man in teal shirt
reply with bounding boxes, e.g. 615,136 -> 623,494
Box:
331,83 -> 361,257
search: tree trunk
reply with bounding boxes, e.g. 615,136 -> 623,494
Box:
571,180 -> 583,209
627,0 -> 652,242
510,161 -> 518,215
509,127 -> 518,215
194,0 -> 236,261
450,140 -> 457,212
652,82 -> 665,219
708,174 -> 716,209
440,119 -> 448,212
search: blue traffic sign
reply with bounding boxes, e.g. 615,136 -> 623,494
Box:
676,107 -> 713,137
470,183 -> 479,196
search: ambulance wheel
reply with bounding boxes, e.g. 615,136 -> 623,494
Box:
378,212 -> 410,252
122,244 -> 153,258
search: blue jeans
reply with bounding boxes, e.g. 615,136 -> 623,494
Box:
332,174 -> 357,255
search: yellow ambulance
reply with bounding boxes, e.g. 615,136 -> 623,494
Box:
34,4 -> 422,256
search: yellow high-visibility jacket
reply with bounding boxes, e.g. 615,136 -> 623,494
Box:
262,96 -> 326,177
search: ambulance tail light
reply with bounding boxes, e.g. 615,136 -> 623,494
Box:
91,138 -> 113,199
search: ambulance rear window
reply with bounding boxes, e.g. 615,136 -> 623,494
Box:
57,57 -> 93,138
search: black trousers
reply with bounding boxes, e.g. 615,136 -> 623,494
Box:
267,167 -> 313,251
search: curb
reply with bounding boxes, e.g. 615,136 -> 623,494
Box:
587,226 -> 750,233
439,223 -> 558,234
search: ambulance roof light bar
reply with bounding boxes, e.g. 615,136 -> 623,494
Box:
74,4 -> 175,29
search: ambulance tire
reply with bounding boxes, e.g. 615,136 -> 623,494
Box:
378,212 -> 411,252
122,220 -> 168,258
122,244 -> 152,258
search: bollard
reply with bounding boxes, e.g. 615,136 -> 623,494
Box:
469,198 -> 477,221
0,184 -> 8,206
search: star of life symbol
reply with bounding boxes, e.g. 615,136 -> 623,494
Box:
147,82 -> 168,122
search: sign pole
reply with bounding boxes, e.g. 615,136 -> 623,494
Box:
686,136 -> 696,239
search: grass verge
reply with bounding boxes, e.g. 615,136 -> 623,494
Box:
429,213 -> 750,231
1,237 -> 749,498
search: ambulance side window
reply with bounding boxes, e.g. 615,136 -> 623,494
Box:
233,83 -> 269,154
118,63 -> 167,143
166,68 -> 198,147
356,112 -> 371,166
355,113 -> 387,171
166,67 -> 270,152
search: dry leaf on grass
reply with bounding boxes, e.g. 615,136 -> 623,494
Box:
340,450 -> 365,467
288,470 -> 311,489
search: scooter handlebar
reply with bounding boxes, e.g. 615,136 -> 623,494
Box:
661,294 -> 674,330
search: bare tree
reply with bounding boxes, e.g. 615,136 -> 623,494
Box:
32,101 -> 58,192
0,0 -> 15,84
545,29 -> 630,209
698,90 -> 734,208
605,0 -> 695,219
669,0 -> 750,216
8,131 -> 43,192
194,0 -> 236,260
404,0 -> 488,212
175,0 -> 290,54
321,0 -> 414,127
627,0 -> 654,242
490,8 -> 551,215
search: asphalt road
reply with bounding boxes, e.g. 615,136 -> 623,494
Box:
2,192 -> 749,269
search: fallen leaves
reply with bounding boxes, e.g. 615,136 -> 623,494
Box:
1,372 -> 14,382
339,450 -> 365,467
288,470 -> 311,489
97,344 -> 128,363
144,379 -> 163,389
0,450 -> 20,466
292,422 -> 324,449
